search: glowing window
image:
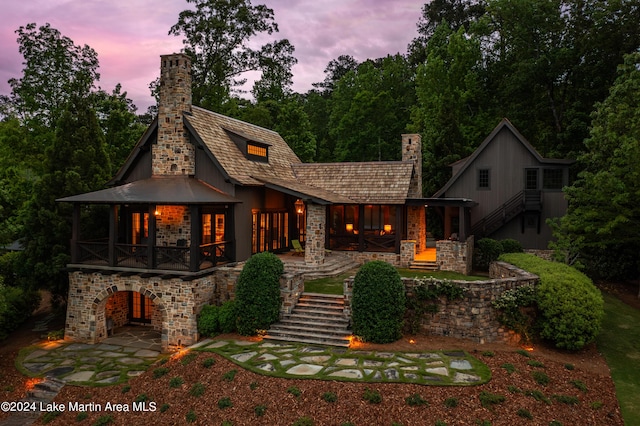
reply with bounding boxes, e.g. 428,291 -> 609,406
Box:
247,143 -> 267,158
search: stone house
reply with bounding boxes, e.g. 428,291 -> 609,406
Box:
59,53 -> 468,351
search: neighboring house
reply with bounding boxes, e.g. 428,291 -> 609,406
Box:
59,53 -> 465,351
433,118 -> 574,249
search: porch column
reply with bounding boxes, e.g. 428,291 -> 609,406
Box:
406,205 -> 426,253
108,205 -> 117,266
304,203 -> 326,266
148,205 -> 157,268
190,205 -> 201,272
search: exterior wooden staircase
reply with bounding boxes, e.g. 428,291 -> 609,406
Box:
264,293 -> 352,347
471,190 -> 542,239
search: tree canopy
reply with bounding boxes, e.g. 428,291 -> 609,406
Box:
553,52 -> 640,283
169,0 -> 297,112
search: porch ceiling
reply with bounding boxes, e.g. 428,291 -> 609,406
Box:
57,176 -> 240,204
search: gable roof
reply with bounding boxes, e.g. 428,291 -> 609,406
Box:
186,107 -> 301,185
292,161 -> 414,204
433,118 -> 574,197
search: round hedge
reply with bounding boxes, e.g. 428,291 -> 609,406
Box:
500,253 -> 604,350
351,261 -> 405,343
197,305 -> 219,337
234,252 -> 284,335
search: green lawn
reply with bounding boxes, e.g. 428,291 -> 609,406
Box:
597,293 -> 640,425
303,268 -> 487,295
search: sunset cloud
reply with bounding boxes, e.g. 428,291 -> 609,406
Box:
0,0 -> 422,111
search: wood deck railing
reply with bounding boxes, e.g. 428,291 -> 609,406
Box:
74,240 -> 231,272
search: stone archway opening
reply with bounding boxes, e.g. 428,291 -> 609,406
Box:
97,290 -> 164,351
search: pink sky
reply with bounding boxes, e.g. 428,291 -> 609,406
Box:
0,0 -> 423,112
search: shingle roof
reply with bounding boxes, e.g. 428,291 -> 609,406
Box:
185,107 -> 301,185
292,161 -> 414,204
253,175 -> 354,204
57,176 -> 240,204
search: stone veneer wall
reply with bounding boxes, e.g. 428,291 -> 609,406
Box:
343,260 -> 539,343
400,240 -> 416,268
154,53 -> 195,176
406,206 -> 426,253
436,236 -> 474,274
337,239 -> 416,272
304,203 -> 326,266
402,134 -> 422,199
155,205 -> 191,246
65,271 -> 216,352
341,251 -> 400,267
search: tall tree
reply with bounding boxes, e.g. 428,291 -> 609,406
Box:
169,0 -> 297,111
251,39 -> 297,103
275,99 -> 317,163
312,54 -> 359,93
6,23 -> 99,129
553,52 -> 640,286
20,95 -> 111,301
92,85 -> 147,169
408,0 -> 486,65
328,55 -> 414,162
411,23 -> 490,196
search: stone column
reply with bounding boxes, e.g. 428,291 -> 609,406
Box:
406,205 -> 426,253
304,203 -> 326,266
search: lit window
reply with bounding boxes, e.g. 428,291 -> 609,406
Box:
247,143 -> 267,159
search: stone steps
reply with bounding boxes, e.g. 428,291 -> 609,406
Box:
264,293 -> 351,347
409,260 -> 438,271
0,376 -> 66,426
284,255 -> 360,279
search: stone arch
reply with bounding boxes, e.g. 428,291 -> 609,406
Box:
90,282 -> 168,348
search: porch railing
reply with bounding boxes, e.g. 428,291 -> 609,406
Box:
73,240 -> 231,272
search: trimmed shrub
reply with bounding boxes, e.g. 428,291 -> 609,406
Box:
475,238 -> 503,270
218,300 -> 237,333
197,305 -> 219,337
235,252 -> 283,335
500,238 -> 523,254
500,253 -> 604,351
351,261 -> 405,343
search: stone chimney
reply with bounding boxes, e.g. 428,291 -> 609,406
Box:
153,53 -> 195,176
402,134 -> 422,198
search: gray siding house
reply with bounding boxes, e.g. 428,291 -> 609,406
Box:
433,119 -> 574,249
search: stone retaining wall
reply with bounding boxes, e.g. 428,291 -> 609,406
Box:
341,251 -> 401,267
211,262 -> 304,318
343,261 -> 538,344
66,263 -> 304,352
436,236 -> 474,275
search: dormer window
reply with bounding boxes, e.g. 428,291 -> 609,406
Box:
247,142 -> 268,162
223,127 -> 270,163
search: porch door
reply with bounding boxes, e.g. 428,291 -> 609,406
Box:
128,292 -> 151,324
251,211 -> 289,254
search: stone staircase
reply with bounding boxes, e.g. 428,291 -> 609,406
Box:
264,293 -> 352,347
282,253 -> 360,280
0,377 -> 66,426
409,259 -> 438,271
